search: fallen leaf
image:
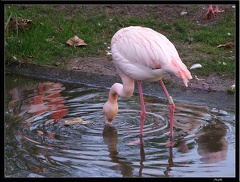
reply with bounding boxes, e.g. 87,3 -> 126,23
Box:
55,62 -> 61,66
64,117 -> 91,125
27,56 -> 34,61
7,17 -> 32,32
72,66 -> 81,70
66,36 -> 87,46
19,18 -> 32,28
190,64 -> 202,70
217,42 -> 234,48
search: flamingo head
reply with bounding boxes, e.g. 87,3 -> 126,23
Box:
102,100 -> 118,126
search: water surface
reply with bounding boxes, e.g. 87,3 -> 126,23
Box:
4,75 -> 236,177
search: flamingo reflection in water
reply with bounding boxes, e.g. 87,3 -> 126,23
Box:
103,126 -> 179,177
102,119 -> 229,177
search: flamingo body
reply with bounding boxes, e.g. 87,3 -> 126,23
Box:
111,26 -> 192,85
103,26 -> 192,142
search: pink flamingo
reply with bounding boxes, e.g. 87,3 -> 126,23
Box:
103,26 -> 192,144
204,5 -> 222,20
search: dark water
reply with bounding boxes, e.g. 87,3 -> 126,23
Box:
4,74 -> 236,177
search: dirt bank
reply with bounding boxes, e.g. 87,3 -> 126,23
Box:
67,56 -> 235,93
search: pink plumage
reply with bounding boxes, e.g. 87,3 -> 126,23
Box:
111,26 -> 192,85
103,26 -> 192,145
204,5 -> 222,20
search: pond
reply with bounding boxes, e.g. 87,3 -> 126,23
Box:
4,74 -> 236,177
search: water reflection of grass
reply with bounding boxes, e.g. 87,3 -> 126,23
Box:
4,4 -> 235,77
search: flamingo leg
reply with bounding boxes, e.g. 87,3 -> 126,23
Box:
127,81 -> 145,145
214,5 -> 222,13
204,5 -> 215,20
138,80 -> 146,136
159,79 -> 175,138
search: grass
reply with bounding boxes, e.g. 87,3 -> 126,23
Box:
4,4 -> 236,78
226,86 -> 236,94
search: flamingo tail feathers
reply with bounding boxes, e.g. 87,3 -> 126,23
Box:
164,58 -> 192,87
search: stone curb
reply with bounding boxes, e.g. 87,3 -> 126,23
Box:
5,62 -> 235,110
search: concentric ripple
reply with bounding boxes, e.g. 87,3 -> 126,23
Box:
5,75 -> 235,177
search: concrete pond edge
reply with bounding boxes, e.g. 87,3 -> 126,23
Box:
5,62 -> 235,110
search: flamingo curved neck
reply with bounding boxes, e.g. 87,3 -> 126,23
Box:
103,77 -> 135,125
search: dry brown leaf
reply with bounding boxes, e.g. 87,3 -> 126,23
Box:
64,117 -> 91,125
19,18 -> 31,27
66,36 -> 87,46
72,66 -> 81,70
217,42 -> 234,48
55,62 -> 61,66
27,56 -> 34,62
7,17 -> 32,32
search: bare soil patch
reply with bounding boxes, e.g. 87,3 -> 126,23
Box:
67,55 -> 235,92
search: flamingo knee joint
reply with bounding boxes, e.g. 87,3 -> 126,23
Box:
167,96 -> 174,105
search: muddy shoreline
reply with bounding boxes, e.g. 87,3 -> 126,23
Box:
5,62 -> 235,110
